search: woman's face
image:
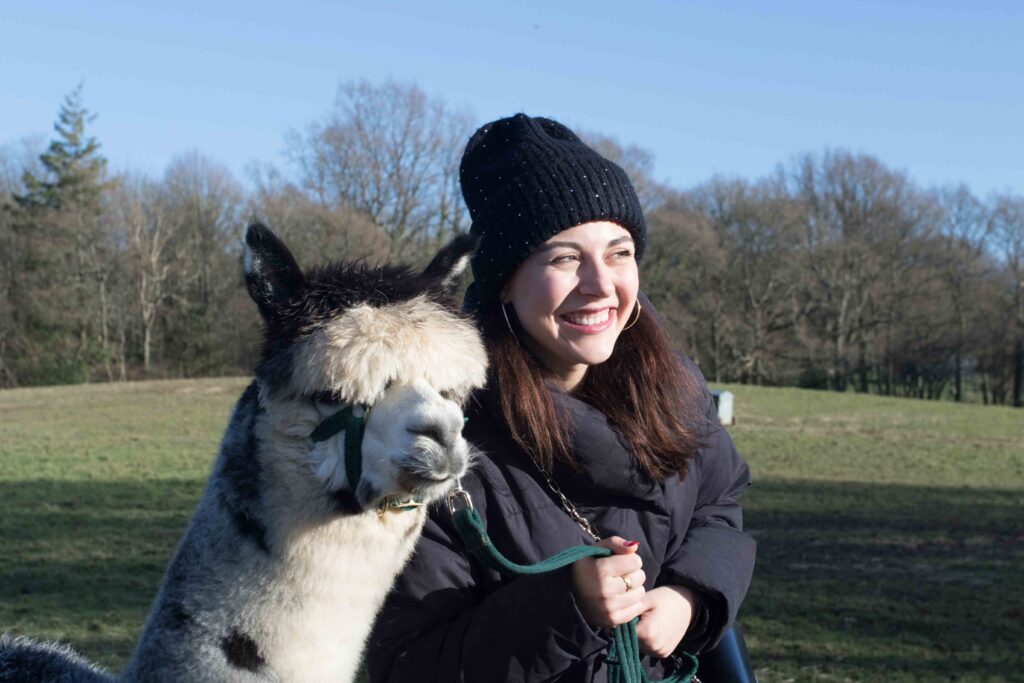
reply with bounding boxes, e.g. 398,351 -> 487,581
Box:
503,221 -> 640,390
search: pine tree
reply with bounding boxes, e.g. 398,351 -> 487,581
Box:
6,84 -> 116,385
16,84 -> 109,212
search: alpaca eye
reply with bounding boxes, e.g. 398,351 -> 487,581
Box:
310,390 -> 344,405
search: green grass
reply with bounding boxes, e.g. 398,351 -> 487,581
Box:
1,379 -> 1022,681
0,378 -> 249,668
722,384 -> 1024,682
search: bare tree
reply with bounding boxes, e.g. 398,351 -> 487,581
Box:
580,131 -> 666,214
160,152 -> 244,376
682,177 -> 803,385
643,193 -> 729,379
0,139 -> 44,386
246,162 -> 391,266
787,150 -> 927,392
934,185 -> 991,401
107,175 -> 181,376
287,80 -> 474,260
991,194 -> 1024,407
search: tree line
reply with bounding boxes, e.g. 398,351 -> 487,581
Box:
2,83 -> 1021,406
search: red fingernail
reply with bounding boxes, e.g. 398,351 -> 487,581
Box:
623,541 -> 640,547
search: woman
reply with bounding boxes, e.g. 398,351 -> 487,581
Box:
367,114 -> 755,682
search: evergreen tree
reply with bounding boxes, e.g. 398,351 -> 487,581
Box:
16,84 -> 109,212
6,84 -> 116,385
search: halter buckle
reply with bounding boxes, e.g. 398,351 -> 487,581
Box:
446,481 -> 474,515
376,497 -> 427,516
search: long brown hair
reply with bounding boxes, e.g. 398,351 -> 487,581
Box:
478,299 -> 706,481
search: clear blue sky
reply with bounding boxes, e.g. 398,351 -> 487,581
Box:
3,0 -> 1022,196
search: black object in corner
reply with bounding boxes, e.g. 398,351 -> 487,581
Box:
696,624 -> 758,683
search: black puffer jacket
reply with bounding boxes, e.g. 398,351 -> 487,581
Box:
367,358 -> 755,682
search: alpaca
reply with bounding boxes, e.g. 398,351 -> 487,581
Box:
0,224 -> 488,683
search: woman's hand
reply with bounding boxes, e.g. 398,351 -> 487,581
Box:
635,585 -> 695,658
570,537 -> 646,628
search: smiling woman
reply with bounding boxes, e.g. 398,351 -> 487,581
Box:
367,114 -> 756,683
502,221 -> 640,391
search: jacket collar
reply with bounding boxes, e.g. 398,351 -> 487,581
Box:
470,384 -> 664,507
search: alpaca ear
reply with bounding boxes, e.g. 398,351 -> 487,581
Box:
243,222 -> 304,320
423,233 -> 479,300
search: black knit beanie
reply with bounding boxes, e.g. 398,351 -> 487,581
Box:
460,114 -> 646,305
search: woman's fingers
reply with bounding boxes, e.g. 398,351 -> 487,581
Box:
608,594 -> 649,626
595,536 -> 640,555
596,553 -> 643,584
584,583 -> 646,627
621,568 -> 646,593
635,586 -> 694,658
600,566 -> 646,597
572,539 -> 648,627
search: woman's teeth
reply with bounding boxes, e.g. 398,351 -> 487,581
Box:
564,309 -> 611,326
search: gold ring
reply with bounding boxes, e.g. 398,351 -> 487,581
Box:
621,574 -> 633,591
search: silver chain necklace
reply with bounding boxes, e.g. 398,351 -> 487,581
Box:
525,453 -> 602,542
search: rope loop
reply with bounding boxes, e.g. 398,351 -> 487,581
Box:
450,506 -> 698,682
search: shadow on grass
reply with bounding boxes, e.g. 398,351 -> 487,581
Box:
0,478 -> 203,671
1,477 -> 1021,680
742,477 -> 1024,681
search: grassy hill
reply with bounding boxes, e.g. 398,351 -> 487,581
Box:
1,379 -> 1021,681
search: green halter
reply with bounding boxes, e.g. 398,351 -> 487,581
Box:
311,404 -> 425,514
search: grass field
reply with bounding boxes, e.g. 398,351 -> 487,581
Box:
1,378 -> 1022,681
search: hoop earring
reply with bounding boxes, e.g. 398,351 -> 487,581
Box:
501,302 -> 517,337
621,302 -> 643,331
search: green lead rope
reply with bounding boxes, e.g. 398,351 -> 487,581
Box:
451,505 -> 699,683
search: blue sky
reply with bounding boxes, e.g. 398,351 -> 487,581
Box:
2,0 -> 1022,196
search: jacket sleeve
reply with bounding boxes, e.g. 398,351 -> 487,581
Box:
658,358 -> 756,653
366,487 -> 609,683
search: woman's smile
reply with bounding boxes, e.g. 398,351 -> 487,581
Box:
560,307 -> 617,333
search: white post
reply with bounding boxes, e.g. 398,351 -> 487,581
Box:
711,390 -> 735,426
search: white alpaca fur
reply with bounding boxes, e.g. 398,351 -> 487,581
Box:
0,225 -> 486,683
288,295 -> 488,407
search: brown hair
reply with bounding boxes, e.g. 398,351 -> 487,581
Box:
478,300 -> 706,481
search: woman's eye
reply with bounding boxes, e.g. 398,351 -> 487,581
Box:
551,253 -> 579,265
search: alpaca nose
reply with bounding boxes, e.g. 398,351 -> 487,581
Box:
401,430 -> 469,486
407,415 -> 469,470
407,424 -> 450,448
392,380 -> 470,480
402,380 -> 466,445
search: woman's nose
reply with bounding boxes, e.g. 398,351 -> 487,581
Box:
577,260 -> 616,297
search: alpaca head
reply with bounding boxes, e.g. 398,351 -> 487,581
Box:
242,223 -> 487,511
